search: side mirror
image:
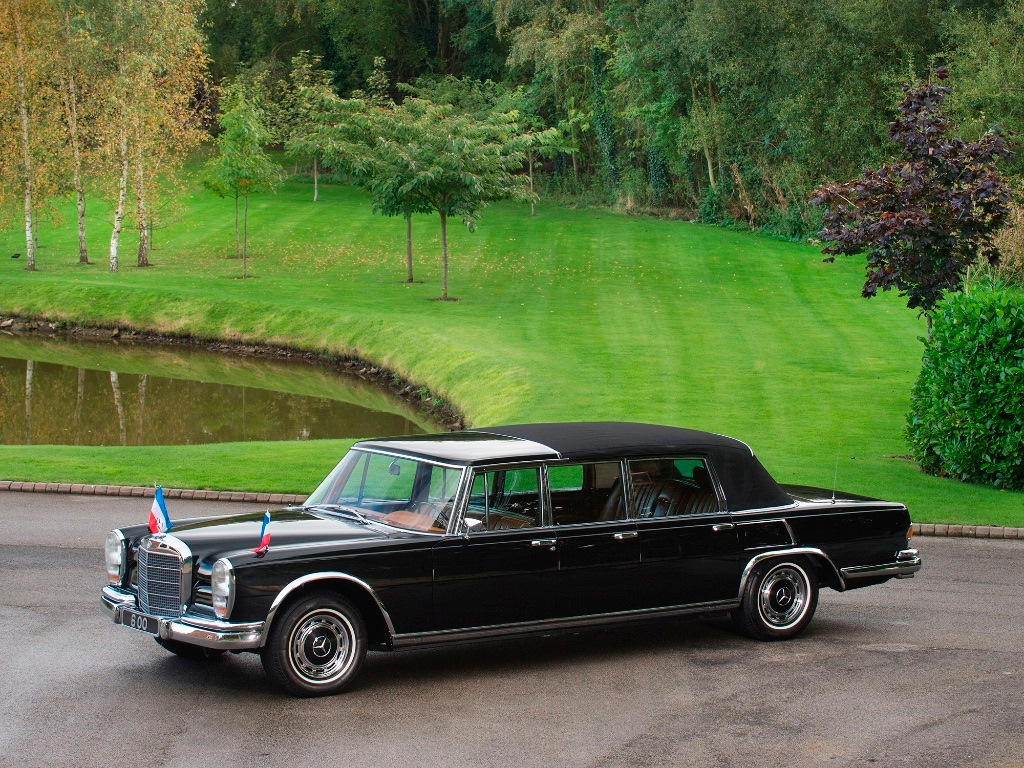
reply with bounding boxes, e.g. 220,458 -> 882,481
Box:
388,460 -> 401,476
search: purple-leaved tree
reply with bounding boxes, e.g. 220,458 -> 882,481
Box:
811,68 -> 1014,324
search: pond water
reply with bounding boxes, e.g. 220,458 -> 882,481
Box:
0,334 -> 432,446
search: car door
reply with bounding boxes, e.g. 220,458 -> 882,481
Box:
629,457 -> 742,607
549,461 -> 640,617
432,465 -> 559,629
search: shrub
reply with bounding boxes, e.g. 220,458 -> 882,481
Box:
906,286 -> 1024,489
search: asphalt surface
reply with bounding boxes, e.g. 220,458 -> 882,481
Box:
0,490 -> 1022,768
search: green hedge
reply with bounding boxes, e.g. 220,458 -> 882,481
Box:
907,286 -> 1024,490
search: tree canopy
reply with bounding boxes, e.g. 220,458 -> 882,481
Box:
811,71 -> 1013,317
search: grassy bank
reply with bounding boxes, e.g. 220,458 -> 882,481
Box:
1,175 -> 1021,526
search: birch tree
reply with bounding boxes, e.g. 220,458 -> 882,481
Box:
53,2 -> 99,265
94,0 -> 206,271
0,1 -> 62,271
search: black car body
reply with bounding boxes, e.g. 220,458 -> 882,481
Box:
102,422 -> 922,695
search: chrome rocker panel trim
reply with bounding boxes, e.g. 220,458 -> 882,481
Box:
102,585 -> 264,650
390,599 -> 740,649
840,549 -> 922,581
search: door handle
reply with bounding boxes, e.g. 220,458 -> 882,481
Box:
613,531 -> 638,541
531,539 -> 556,549
712,523 -> 735,532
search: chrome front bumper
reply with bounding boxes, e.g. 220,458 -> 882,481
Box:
840,549 -> 923,583
102,585 -> 265,650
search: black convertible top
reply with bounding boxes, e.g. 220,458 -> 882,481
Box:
358,422 -> 793,512
469,422 -> 748,461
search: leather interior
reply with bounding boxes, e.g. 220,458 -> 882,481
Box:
633,465 -> 720,518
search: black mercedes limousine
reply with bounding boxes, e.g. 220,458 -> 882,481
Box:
102,422 -> 921,696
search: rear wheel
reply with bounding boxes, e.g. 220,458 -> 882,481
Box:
261,591 -> 366,697
733,559 -> 818,640
155,637 -> 225,660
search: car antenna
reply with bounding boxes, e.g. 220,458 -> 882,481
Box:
831,439 -> 841,505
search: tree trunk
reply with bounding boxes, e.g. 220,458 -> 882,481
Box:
440,210 -> 449,300
13,11 -> 35,271
709,82 -> 724,190
405,214 -> 414,283
136,145 -> 149,267
110,371 -> 126,446
243,188 -> 249,279
233,190 -> 240,258
25,360 -> 34,445
313,155 -> 319,202
136,374 -> 147,444
59,67 -> 88,264
529,155 -> 536,216
691,79 -> 716,189
109,130 -> 128,272
75,367 -> 85,446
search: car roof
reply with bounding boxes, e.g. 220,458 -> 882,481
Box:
356,422 -> 751,465
470,422 -> 752,461
355,422 -> 790,512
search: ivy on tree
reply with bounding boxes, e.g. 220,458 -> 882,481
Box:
811,68 -> 1013,320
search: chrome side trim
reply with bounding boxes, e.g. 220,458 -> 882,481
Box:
390,599 -> 740,649
782,518 -> 798,544
841,550 -> 922,581
738,547 -> 845,596
259,572 -> 398,647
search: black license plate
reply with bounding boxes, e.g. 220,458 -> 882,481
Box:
119,608 -> 159,635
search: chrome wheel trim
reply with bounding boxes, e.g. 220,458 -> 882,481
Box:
287,608 -> 356,685
757,564 -> 809,630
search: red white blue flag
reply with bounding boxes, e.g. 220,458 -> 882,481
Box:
253,511 -> 271,555
148,486 -> 173,534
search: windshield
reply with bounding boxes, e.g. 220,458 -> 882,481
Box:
304,449 -> 464,533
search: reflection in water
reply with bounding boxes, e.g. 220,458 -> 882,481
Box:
0,352 -> 427,447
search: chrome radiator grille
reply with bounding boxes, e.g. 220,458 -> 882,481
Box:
138,546 -> 184,618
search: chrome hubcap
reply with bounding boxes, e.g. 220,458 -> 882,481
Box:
758,565 -> 809,629
288,609 -> 355,684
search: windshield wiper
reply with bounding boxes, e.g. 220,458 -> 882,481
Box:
303,503 -> 373,525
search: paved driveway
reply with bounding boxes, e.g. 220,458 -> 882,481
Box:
0,491 -> 1021,768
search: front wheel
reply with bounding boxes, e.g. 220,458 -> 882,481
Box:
733,559 -> 818,640
261,592 -> 367,696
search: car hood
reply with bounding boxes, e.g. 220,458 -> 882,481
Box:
165,508 -> 389,562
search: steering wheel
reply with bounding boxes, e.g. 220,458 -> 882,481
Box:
415,502 -> 448,530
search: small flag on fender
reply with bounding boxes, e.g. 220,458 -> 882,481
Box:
148,486 -> 173,534
253,511 -> 271,556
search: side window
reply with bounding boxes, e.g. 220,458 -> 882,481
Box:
465,467 -> 542,532
550,461 -> 625,524
628,458 -> 719,518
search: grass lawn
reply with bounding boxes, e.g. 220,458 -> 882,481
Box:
1,172 -> 1020,526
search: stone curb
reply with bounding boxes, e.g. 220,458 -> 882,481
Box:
0,481 -> 1019,537
911,522 -> 1022,539
0,480 -> 306,506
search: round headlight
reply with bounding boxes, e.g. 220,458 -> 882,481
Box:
211,558 -> 235,620
105,531 -> 126,584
